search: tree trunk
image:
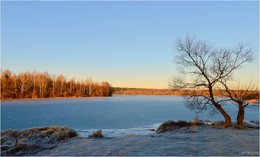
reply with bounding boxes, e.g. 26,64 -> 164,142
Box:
223,114 -> 232,128
89,84 -> 92,96
14,77 -> 17,98
216,104 -> 232,127
33,75 -> 36,93
21,83 -> 24,98
208,86 -> 232,127
237,103 -> 244,129
70,82 -> 72,96
61,81 -> 63,97
53,82 -> 55,97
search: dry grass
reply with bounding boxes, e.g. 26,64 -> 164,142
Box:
90,130 -> 104,138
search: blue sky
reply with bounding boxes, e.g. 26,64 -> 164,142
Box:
1,1 -> 259,88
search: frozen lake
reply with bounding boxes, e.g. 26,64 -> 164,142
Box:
1,95 -> 259,137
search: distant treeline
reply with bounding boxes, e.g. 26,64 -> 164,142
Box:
113,87 -> 188,96
1,69 -> 113,99
113,87 -> 259,103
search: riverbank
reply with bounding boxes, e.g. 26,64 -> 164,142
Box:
36,125 -> 260,156
1,126 -> 78,156
1,121 -> 259,156
36,128 -> 259,156
1,95 -> 111,101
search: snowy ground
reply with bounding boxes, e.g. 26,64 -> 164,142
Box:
36,126 -> 259,156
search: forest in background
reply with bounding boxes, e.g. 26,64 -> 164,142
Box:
1,69 -> 259,103
113,87 -> 187,96
1,69 -> 112,99
113,87 -> 259,103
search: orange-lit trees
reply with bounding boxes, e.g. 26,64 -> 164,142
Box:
50,74 -> 56,97
1,69 -> 113,99
56,74 -> 65,97
68,78 -> 75,97
17,72 -> 31,98
1,69 -> 13,99
101,81 -> 113,96
31,71 -> 38,98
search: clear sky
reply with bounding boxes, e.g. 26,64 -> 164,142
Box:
1,1 -> 259,89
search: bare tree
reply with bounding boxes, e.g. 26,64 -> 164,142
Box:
18,72 -> 30,98
69,78 -> 75,96
51,74 -> 56,97
32,70 -> 37,94
13,73 -> 17,98
85,78 -> 93,96
172,35 -> 253,127
1,69 -> 13,99
57,74 -> 65,97
219,82 -> 259,128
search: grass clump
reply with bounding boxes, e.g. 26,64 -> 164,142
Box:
90,130 -> 104,138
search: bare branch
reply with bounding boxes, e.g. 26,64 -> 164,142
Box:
172,35 -> 256,127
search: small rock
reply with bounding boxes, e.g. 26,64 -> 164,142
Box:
52,130 -> 78,141
244,121 -> 260,129
1,126 -> 78,156
7,143 -> 28,155
156,120 -> 202,133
